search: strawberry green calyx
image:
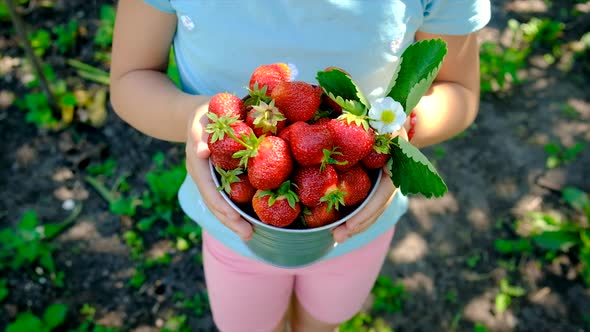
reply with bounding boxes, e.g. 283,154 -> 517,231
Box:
257,181 -> 300,208
337,112 -> 371,131
232,132 -> 265,167
319,187 -> 346,212
321,147 -> 348,171
205,113 -> 241,143
250,100 -> 285,134
215,166 -> 244,193
246,82 -> 273,106
373,134 -> 392,154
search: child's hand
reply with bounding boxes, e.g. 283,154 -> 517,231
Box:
185,105 -> 253,241
331,127 -> 408,243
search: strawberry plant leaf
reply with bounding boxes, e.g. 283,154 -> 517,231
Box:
388,137 -> 447,198
387,39 -> 447,114
316,69 -> 369,115
43,303 -> 68,329
532,231 -> 579,251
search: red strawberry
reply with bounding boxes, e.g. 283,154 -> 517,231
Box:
249,63 -> 293,96
210,151 -> 241,170
246,136 -> 293,190
252,181 -> 300,227
361,134 -> 391,169
302,202 -> 340,229
288,121 -> 334,167
327,115 -> 375,169
338,165 -> 372,206
278,123 -> 295,145
246,100 -> 286,136
216,168 -> 256,204
207,121 -> 252,170
208,92 -> 246,121
322,92 -> 343,115
271,81 -> 322,123
292,165 -> 343,209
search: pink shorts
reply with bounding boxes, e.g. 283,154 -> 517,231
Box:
202,227 -> 395,332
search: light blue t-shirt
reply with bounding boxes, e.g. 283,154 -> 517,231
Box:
144,0 -> 491,262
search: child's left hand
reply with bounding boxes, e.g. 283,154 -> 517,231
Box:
332,127 -> 408,243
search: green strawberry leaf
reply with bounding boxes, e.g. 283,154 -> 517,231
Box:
388,137 -> 447,198
387,39 -> 447,114
316,69 -> 370,116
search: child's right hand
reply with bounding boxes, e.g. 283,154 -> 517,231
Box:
185,104 -> 253,241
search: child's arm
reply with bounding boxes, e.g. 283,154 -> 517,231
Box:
407,32 -> 481,148
110,0 -> 253,240
333,31 -> 481,242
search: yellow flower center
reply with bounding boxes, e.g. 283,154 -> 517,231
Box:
381,109 -> 396,124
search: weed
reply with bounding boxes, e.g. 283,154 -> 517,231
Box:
161,315 -> 191,332
94,5 -> 115,49
0,0 -> 30,21
0,210 -> 75,287
494,238 -> 533,255
473,322 -> 490,332
53,19 -> 78,54
340,313 -> 393,332
371,275 -> 406,313
495,278 -> 526,313
6,303 -> 68,332
544,141 -> 585,168
29,28 -> 51,57
0,278 -> 8,302
480,17 -> 566,94
466,253 -> 481,268
87,158 -> 118,177
445,289 -> 459,304
181,292 -> 210,317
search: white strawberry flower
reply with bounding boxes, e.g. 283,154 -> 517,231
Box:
368,97 -> 406,135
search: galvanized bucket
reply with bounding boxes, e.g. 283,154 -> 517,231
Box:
210,161 -> 382,268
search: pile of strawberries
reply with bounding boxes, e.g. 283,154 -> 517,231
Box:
207,63 -> 390,229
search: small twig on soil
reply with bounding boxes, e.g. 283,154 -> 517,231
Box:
4,0 -> 60,115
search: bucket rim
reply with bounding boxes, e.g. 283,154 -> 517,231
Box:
209,160 -> 383,233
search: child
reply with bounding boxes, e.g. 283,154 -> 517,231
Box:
110,1 -> 491,331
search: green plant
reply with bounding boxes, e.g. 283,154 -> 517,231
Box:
494,238 -> 533,255
340,313 -> 393,332
465,253 -> 481,268
495,278 -> 526,313
29,28 -> 51,57
520,187 -> 590,284
94,5 -> 116,49
6,303 -> 68,332
0,278 -> 8,302
69,304 -> 120,332
181,292 -> 210,317
0,210 -> 76,286
87,158 -> 118,177
53,19 -> 78,54
473,322 -> 490,332
545,141 -> 585,168
0,0 -> 29,21
136,153 -> 187,231
371,276 -> 406,313
17,91 -> 58,128
161,315 -> 191,332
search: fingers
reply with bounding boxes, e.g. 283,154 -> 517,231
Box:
188,109 -> 212,159
185,141 -> 253,241
332,174 -> 396,243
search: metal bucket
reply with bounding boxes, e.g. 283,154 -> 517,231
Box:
210,161 -> 382,268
